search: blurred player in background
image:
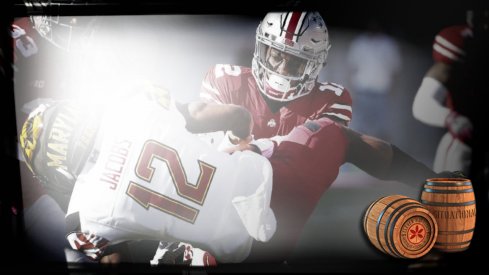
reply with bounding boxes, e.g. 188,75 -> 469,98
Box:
411,9 -> 488,175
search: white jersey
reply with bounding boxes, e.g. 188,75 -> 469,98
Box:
67,95 -> 276,263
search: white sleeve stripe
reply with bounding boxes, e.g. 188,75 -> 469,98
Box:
324,112 -> 351,121
435,35 -> 465,55
319,84 -> 344,96
201,81 -> 220,96
433,44 -> 460,61
330,103 -> 352,112
199,93 -> 222,104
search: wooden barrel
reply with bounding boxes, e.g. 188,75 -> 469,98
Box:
363,195 -> 438,259
421,178 -> 476,252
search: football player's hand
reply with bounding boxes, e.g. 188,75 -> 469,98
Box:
150,242 -> 217,267
11,24 -> 26,38
445,112 -> 472,142
230,109 -> 254,141
228,131 -> 253,145
222,132 -> 254,154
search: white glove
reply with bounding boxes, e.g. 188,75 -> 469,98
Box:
11,24 -> 26,38
12,25 -> 38,57
445,112 -> 473,141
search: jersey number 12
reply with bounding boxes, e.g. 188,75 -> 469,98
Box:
127,140 -> 216,223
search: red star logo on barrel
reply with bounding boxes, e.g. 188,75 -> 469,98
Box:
408,224 -> 425,244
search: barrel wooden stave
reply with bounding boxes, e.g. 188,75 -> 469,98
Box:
364,195 -> 438,259
421,178 -> 476,252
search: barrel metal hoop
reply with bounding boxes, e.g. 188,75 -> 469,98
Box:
384,202 -> 422,258
438,228 -> 475,235
422,188 -> 474,194
434,246 -> 469,252
421,200 -> 476,207
435,240 -> 472,246
364,196 -> 385,233
376,197 -> 411,255
426,181 -> 472,187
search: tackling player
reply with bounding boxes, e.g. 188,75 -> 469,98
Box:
200,11 -> 353,141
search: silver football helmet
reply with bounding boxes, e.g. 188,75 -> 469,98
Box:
252,11 -> 331,102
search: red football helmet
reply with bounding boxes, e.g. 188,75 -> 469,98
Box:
31,15 -> 97,52
252,12 -> 331,102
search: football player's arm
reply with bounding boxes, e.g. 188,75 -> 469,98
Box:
344,127 -> 437,187
412,62 -> 473,139
412,62 -> 452,127
176,101 -> 252,140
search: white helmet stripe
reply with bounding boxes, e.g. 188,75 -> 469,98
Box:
283,12 -> 307,42
433,43 -> 460,61
435,35 -> 465,55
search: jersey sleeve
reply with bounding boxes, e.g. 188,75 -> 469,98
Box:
200,64 -> 246,105
315,82 -> 353,124
231,152 -> 276,243
432,25 -> 471,64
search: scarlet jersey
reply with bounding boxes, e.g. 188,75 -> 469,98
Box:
201,64 -> 353,139
67,94 -> 276,263
250,117 -> 348,261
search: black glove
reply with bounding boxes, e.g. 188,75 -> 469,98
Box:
150,241 -> 217,266
154,242 -> 190,265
